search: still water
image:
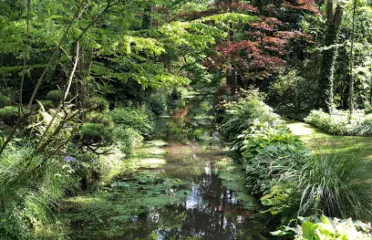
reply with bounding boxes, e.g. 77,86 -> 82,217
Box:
114,143 -> 268,240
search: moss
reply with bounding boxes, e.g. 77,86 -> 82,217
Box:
0,95 -> 11,107
0,106 -> 19,126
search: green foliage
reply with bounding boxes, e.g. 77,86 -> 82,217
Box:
268,71 -> 317,120
260,184 -> 297,217
0,145 -> 77,239
88,97 -> 109,112
80,123 -> 113,144
241,125 -> 303,161
38,100 -> 56,109
45,90 -> 63,104
305,110 -> 372,136
244,141 -> 310,196
0,106 -> 18,125
294,216 -> 371,240
220,89 -> 282,145
147,91 -> 168,116
0,95 -> 11,107
111,107 -> 155,136
293,152 -> 372,220
0,208 -> 34,240
85,112 -> 114,127
114,127 -> 144,156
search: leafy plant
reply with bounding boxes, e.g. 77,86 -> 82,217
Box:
88,97 -> 109,112
305,110 -> 372,136
244,141 -> 310,196
111,107 -> 154,136
294,152 -> 372,220
85,112 -> 114,127
0,106 -> 19,125
220,89 -> 282,145
45,90 -> 63,104
114,127 -> 144,156
294,216 -> 371,240
80,123 -> 114,144
0,94 -> 11,107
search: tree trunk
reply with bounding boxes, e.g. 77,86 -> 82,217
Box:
318,1 -> 344,113
142,5 -> 153,30
348,0 -> 357,121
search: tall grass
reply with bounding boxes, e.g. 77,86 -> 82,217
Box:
296,151 -> 372,221
0,145 -> 76,238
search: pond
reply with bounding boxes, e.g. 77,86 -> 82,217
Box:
62,142 -> 268,240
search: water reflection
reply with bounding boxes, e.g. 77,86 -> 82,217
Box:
116,143 -> 267,240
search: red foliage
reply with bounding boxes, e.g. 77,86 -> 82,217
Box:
260,36 -> 288,55
181,0 -> 317,90
217,40 -> 261,56
230,3 -> 258,12
250,54 -> 286,69
250,22 -> 274,31
284,0 -> 320,14
249,16 -> 283,32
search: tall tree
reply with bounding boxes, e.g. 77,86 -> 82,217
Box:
318,0 -> 345,113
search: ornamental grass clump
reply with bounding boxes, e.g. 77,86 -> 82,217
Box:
296,151 -> 372,221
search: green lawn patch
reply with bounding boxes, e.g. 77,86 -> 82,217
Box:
287,121 -> 372,161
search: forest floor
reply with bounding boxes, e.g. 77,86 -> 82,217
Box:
287,121 -> 372,161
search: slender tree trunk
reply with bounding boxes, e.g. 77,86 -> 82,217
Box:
318,1 -> 344,113
348,0 -> 357,121
142,5 -> 153,30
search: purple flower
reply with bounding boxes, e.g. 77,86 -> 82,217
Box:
64,156 -> 76,163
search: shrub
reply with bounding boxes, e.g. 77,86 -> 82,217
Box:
147,91 -> 168,116
220,89 -> 282,144
0,208 -> 34,240
0,95 -> 11,107
294,216 -> 371,240
304,110 -> 349,135
88,97 -> 109,112
80,123 -> 114,144
245,141 -> 310,196
0,146 -> 77,239
111,107 -> 154,136
293,152 -> 372,220
241,124 -> 302,160
305,110 -> 372,136
85,112 -> 114,127
352,116 -> 372,136
114,127 -> 144,156
267,71 -> 317,120
0,106 -> 19,125
45,90 -> 63,104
